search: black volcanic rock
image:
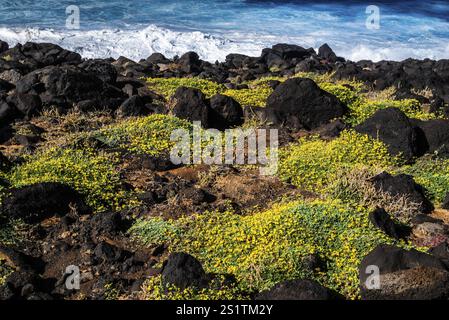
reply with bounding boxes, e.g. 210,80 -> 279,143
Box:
369,208 -> 410,239
7,93 -> 42,119
359,245 -> 449,300
145,52 -> 170,65
360,244 -> 448,274
261,44 -> 315,70
177,52 -> 202,74
1,182 -> 90,223
162,253 -> 209,290
355,108 -> 426,162
170,86 -> 210,127
0,79 -> 15,93
371,172 -> 434,214
15,65 -> 125,109
256,279 -> 342,300
0,40 -> 9,54
265,77 -> 347,130
1,42 -> 81,74
0,98 -> 20,127
333,58 -> 449,105
270,43 -> 312,60
318,43 -> 338,62
411,118 -> 449,156
225,53 -> 252,69
209,94 -> 244,130
78,59 -> 118,84
116,95 -> 145,117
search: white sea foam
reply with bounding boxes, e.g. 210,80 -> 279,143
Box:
0,25 -> 265,62
0,24 -> 448,63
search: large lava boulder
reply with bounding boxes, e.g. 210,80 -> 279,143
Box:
1,42 -> 81,73
15,65 -> 124,109
0,98 -> 20,127
355,108 -> 426,162
255,279 -> 342,300
161,253 -> 210,290
411,119 -> 449,156
78,59 -> 118,85
0,79 -> 15,93
318,43 -> 339,63
115,95 -> 153,117
1,182 -> 90,223
359,245 -> 449,300
6,93 -> 42,119
265,77 -> 347,131
177,52 -> 202,74
209,94 -> 244,130
262,44 -> 313,64
0,40 -> 8,54
371,172 -> 434,214
170,87 -> 210,127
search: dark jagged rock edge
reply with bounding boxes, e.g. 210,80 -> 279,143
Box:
1,39 -> 449,300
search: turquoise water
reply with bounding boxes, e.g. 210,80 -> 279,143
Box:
0,0 -> 448,61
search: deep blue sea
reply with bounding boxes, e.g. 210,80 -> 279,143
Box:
1,0 -> 449,62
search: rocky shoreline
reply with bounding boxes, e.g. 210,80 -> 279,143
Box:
1,39 -> 449,300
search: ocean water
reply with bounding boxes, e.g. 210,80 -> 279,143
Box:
0,0 -> 448,62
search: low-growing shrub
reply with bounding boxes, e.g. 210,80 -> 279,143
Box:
142,275 -> 247,300
146,78 -> 225,99
346,99 -> 438,126
129,217 -> 181,247
325,166 -> 421,224
97,114 -> 191,155
7,147 -> 129,212
0,219 -> 26,246
279,130 -> 399,192
223,87 -> 273,108
319,82 -> 363,108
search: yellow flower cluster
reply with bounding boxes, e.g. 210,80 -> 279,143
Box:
161,199 -> 405,299
279,130 -> 399,192
347,99 -> 439,126
7,147 -> 129,212
142,275 -> 247,300
146,77 -> 226,99
0,260 -> 13,286
98,114 -> 191,155
223,87 -> 273,108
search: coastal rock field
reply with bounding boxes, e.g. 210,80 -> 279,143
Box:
1,40 -> 449,300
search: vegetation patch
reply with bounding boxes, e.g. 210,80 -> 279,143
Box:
97,114 -> 191,156
7,147 -> 129,212
279,130 -> 399,193
0,260 -> 13,286
159,199 -> 406,299
142,275 -> 247,300
346,99 -> 438,126
0,218 -> 26,246
397,156 -> 449,205
223,87 -> 273,108
325,166 -> 421,224
129,217 -> 181,247
146,78 -> 225,99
